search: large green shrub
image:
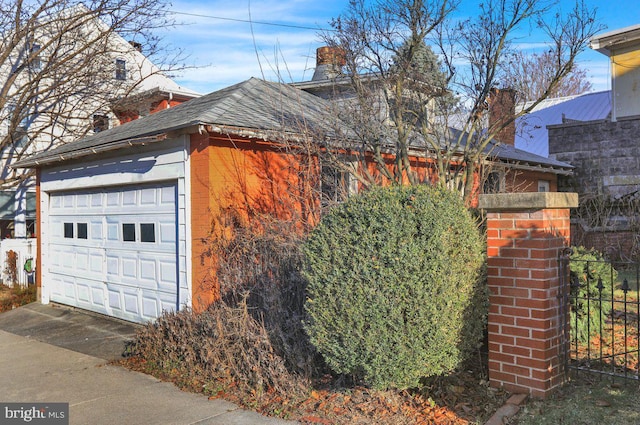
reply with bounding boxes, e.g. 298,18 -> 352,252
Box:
569,246 -> 616,344
302,185 -> 486,390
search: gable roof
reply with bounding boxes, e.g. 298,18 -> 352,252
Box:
14,78 -> 340,167
515,91 -> 611,157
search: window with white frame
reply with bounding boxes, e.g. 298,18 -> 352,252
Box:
538,180 -> 550,192
115,58 -> 127,80
321,160 -> 358,207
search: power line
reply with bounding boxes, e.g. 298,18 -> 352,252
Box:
167,10 -> 334,32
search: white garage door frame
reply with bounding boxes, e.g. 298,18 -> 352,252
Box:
39,140 -> 191,323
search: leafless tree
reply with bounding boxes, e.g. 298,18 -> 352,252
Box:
319,0 -> 603,203
0,0 -> 183,189
499,50 -> 593,102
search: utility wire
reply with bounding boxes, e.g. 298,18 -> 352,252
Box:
167,10 -> 334,31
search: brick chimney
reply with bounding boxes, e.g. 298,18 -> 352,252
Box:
312,46 -> 346,81
488,87 -> 516,146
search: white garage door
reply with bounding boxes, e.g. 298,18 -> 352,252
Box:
47,183 -> 178,323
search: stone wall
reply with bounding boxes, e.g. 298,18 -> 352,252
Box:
548,117 -> 640,258
548,117 -> 640,198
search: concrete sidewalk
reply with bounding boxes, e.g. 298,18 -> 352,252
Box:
0,303 -> 296,425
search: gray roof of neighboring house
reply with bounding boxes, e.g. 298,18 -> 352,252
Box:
515,91 -> 611,157
14,77 -> 573,173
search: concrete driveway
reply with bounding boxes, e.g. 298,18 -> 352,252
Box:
0,303 -> 296,425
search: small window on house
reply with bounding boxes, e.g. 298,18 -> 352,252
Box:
93,114 -> 108,133
12,124 -> 28,148
64,222 -> 74,238
483,171 -> 503,194
122,223 -> 135,241
321,163 -> 357,207
29,42 -> 42,71
77,223 -> 88,239
7,105 -> 30,149
140,223 -> 155,243
538,180 -> 550,192
115,59 -> 127,80
26,192 -> 36,238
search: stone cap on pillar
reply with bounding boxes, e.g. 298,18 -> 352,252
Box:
479,192 -> 579,211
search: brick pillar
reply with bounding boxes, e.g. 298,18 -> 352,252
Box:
479,192 -> 578,398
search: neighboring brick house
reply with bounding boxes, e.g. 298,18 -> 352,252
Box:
548,24 -> 640,259
294,47 -> 573,202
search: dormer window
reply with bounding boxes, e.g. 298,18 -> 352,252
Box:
115,59 -> 126,80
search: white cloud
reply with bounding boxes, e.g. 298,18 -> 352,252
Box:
158,0 -> 341,93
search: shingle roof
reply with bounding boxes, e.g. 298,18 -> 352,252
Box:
15,78 -> 340,167
13,77 -> 572,172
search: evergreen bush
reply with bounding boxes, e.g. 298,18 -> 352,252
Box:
302,185 -> 486,390
568,246 -> 616,344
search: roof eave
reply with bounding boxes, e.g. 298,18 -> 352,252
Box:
12,135 -> 167,169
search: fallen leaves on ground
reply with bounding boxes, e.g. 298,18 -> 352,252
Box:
120,355 -> 510,424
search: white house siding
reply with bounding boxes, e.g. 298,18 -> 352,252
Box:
39,138 -> 190,323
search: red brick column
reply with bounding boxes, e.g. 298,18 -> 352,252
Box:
479,193 -> 578,398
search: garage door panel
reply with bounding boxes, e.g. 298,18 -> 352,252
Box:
142,297 -> 159,318
76,283 -> 90,303
108,289 -> 121,310
90,253 -> 103,274
91,287 -> 105,307
90,221 -> 103,240
76,252 -> 89,271
76,194 -> 89,208
123,291 -> 139,315
48,183 -> 178,323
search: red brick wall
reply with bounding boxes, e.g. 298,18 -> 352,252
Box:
189,132 -> 217,311
486,207 -> 571,398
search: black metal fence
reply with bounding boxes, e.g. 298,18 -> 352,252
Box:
560,249 -> 640,381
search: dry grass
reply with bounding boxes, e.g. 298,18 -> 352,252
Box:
0,283 -> 36,313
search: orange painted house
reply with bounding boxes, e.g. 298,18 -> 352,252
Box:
15,78 -> 572,323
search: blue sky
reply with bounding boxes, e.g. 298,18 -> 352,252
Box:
159,0 -> 640,95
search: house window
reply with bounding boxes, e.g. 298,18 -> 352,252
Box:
12,124 -> 28,148
26,192 -> 36,238
29,42 -> 42,71
93,114 -> 109,133
0,192 -> 15,239
483,171 -> 504,194
115,59 -> 127,80
321,165 -> 357,207
7,105 -> 29,148
538,180 -> 550,192
77,223 -> 88,239
122,223 -> 136,241
140,223 -> 155,243
64,223 -> 74,238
